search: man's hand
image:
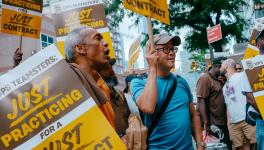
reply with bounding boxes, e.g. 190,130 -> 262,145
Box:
13,48 -> 23,67
146,43 -> 158,70
136,42 -> 158,114
245,92 -> 260,112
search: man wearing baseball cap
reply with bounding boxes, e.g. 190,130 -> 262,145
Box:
131,33 -> 204,149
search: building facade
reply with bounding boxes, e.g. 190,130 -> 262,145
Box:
111,26 -> 125,74
255,3 -> 264,20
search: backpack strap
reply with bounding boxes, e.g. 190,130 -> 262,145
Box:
147,75 -> 178,141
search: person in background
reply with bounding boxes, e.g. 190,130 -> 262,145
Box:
13,49 -> 38,68
13,48 -> 23,68
221,59 -> 256,150
196,57 -> 232,150
123,74 -> 139,114
98,41 -> 131,137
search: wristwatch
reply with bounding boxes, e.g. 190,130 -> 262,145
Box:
196,142 -> 206,148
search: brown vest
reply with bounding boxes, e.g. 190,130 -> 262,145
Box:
70,63 -> 107,106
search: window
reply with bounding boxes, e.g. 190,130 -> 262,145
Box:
115,52 -> 119,58
255,9 -> 264,19
40,34 -> 54,49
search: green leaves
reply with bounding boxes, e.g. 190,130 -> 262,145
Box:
164,0 -> 255,52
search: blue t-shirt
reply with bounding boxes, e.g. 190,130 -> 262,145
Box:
131,73 -> 194,150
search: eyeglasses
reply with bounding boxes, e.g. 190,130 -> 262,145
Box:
155,46 -> 178,54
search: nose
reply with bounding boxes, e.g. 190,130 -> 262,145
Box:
168,50 -> 175,56
104,42 -> 108,48
105,49 -> 110,55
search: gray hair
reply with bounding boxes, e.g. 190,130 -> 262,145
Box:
64,26 -> 92,62
222,58 -> 236,69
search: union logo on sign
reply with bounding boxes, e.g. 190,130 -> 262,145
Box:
246,60 -> 254,69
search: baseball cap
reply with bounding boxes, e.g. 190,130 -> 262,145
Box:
256,29 -> 264,42
153,33 -> 181,46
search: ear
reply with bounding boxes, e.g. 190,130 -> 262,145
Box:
74,44 -> 87,55
225,64 -> 228,70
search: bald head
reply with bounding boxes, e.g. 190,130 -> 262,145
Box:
220,58 -> 237,78
222,59 -> 236,69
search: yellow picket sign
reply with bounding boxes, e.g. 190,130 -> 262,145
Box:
2,0 -> 43,13
242,55 -> 264,118
128,36 -> 141,70
51,1 -> 115,58
33,106 -> 126,150
0,45 -> 125,150
128,49 -> 140,70
56,31 -> 115,58
129,36 -> 141,57
123,0 -> 170,25
243,22 -> 264,59
57,41 -> 65,57
243,44 -> 259,59
102,32 -> 115,59
1,8 -> 42,39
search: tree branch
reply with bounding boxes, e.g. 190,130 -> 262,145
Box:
187,22 -> 206,32
206,15 -> 215,26
216,10 -> 222,24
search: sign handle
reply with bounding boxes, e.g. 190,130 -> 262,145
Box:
19,35 -> 23,53
209,44 -> 214,62
147,17 -> 155,51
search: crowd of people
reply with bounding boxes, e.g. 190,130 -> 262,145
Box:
196,30 -> 264,150
11,26 -> 264,150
